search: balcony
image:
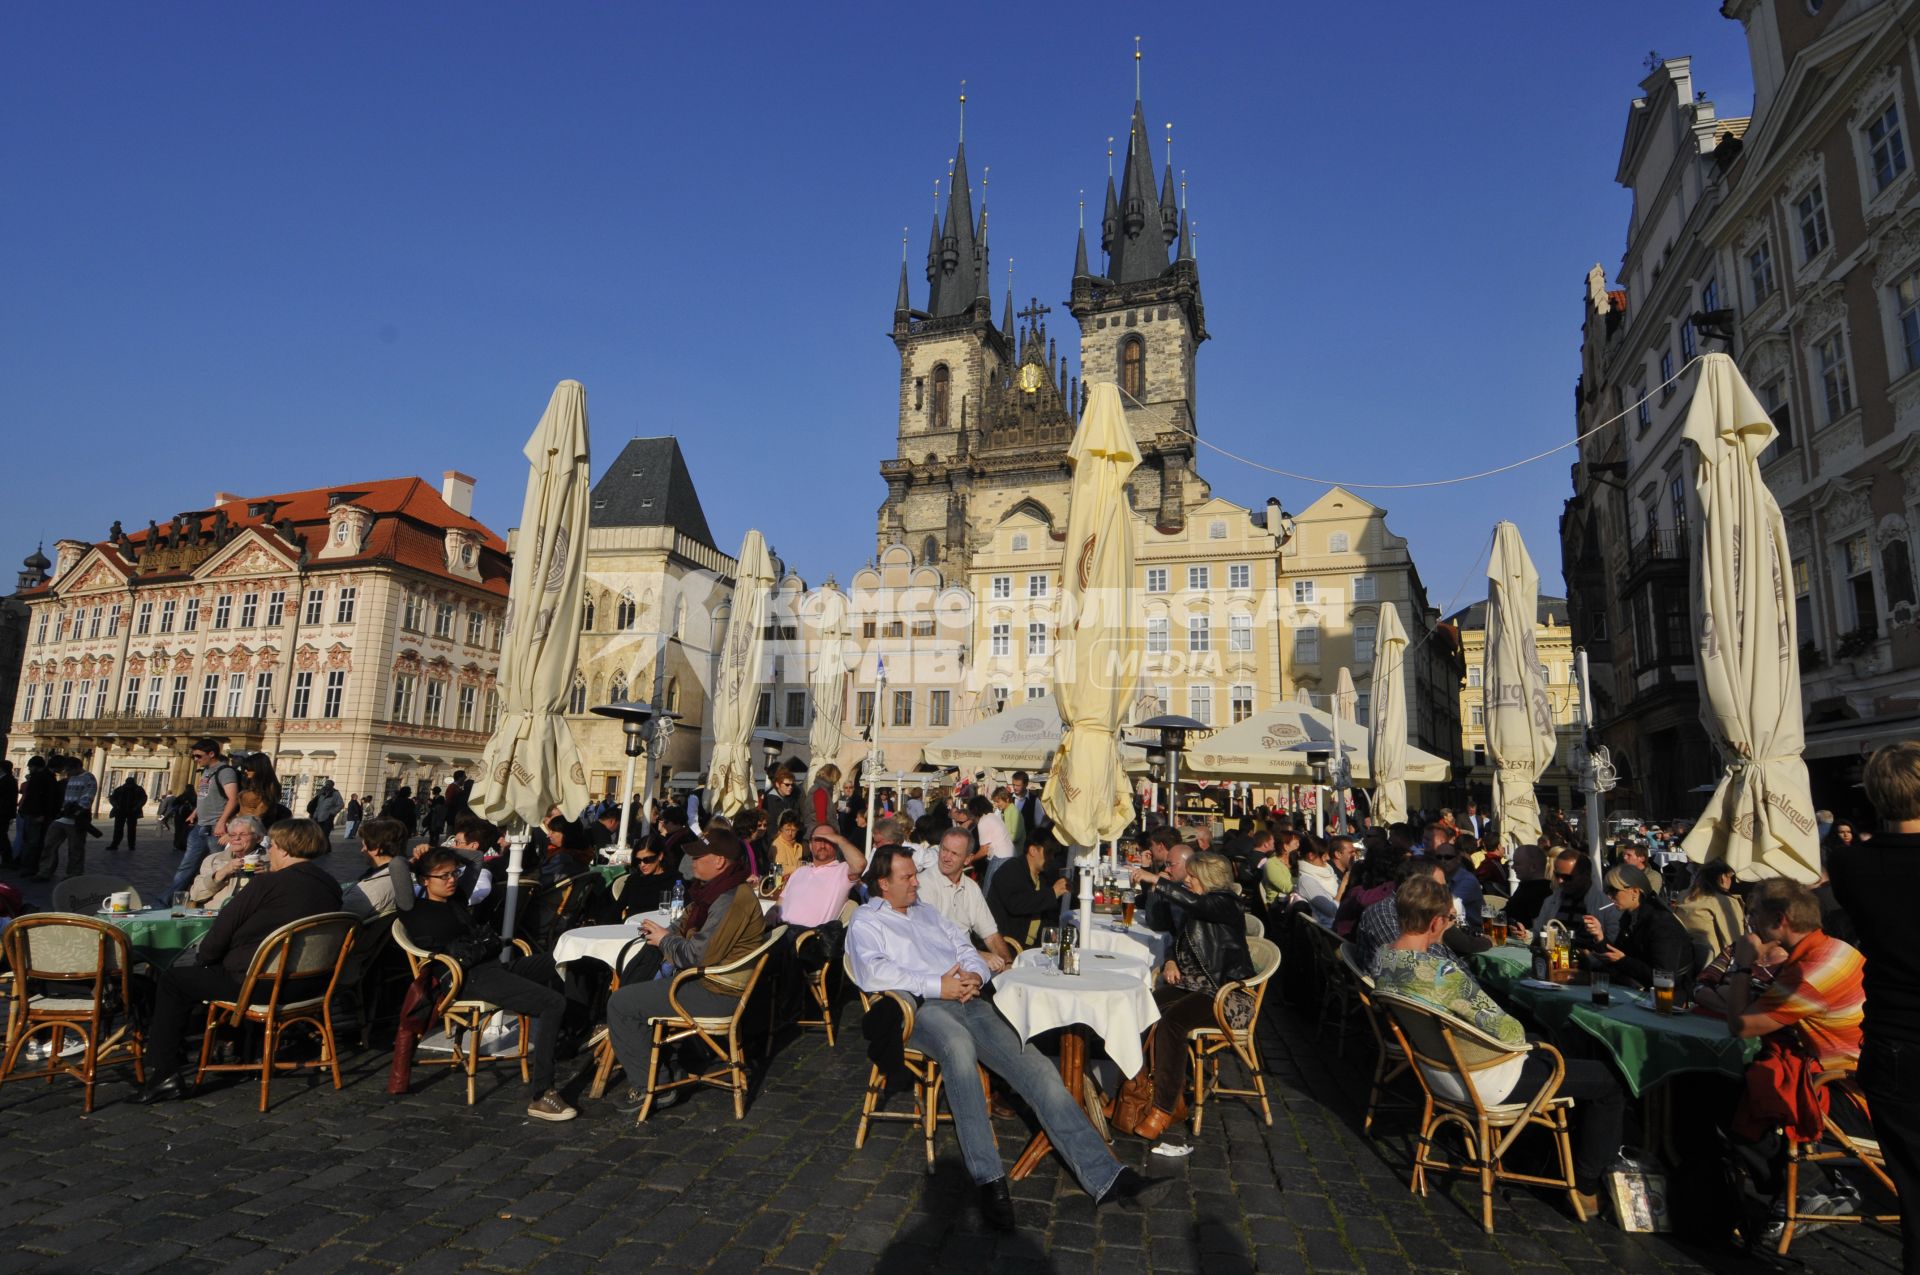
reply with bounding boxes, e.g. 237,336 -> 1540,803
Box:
29,712 -> 268,741
1618,525 -> 1689,597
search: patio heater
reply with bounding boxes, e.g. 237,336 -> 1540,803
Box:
591,699 -> 676,864
1305,745 -> 1332,840
1138,714 -> 1206,834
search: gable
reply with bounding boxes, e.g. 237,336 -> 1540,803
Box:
196,528 -> 300,581
57,550 -> 130,596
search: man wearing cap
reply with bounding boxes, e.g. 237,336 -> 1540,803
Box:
608,829 -> 767,1117
846,846 -> 1161,1231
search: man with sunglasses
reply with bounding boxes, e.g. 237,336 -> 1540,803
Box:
1420,821 -> 1484,930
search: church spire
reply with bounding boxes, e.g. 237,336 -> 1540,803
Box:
927,84 -> 983,319
1108,93 -> 1172,284
1159,123 -> 1179,247
1073,192 -> 1091,282
896,229 -> 913,318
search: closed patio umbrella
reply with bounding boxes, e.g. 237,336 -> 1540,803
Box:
1485,521 -> 1556,853
1369,602 -> 1410,827
1042,382 -> 1142,850
1678,353 -> 1821,883
807,606 -> 851,787
709,530 -> 776,819
1332,667 -> 1358,833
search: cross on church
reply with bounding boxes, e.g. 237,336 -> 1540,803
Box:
1017,297 -> 1051,328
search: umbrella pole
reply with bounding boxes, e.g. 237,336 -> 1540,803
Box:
613,751 -> 638,866
1576,649 -> 1604,874
499,828 -> 529,942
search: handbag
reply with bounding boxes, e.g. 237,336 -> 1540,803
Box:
1605,1147 -> 1671,1232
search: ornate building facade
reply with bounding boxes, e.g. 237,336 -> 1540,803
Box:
9,474 -> 508,812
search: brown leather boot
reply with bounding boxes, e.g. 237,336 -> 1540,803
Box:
1133,1106 -> 1177,1141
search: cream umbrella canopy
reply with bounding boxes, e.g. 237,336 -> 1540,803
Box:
807,604 -> 851,786
709,530 -> 777,818
1678,353 -> 1821,883
475,380 -> 594,827
1485,522 -> 1558,852
1368,602 -> 1410,827
1332,667 -> 1358,832
1041,382 -> 1142,848
1334,667 -> 1358,725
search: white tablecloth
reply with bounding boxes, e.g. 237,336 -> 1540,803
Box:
992,958 -> 1161,1077
552,925 -> 649,970
1076,918 -> 1171,970
1015,946 -> 1154,988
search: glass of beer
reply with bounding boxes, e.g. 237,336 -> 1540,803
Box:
1491,917 -> 1508,946
1652,968 -> 1677,1014
1121,891 -> 1136,928
1590,969 -> 1611,1006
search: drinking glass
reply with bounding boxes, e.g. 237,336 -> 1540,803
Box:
1041,927 -> 1061,964
1490,919 -> 1508,946
1121,892 -> 1137,928
1652,968 -> 1677,1015
1590,970 -> 1611,1006
170,890 -> 188,918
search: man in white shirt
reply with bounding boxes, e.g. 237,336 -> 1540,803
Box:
915,829 -> 1013,972
846,847 -> 1160,1231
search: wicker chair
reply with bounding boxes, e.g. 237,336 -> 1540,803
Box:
1776,1062 -> 1903,1256
1306,921 -> 1364,1054
1188,934 -> 1281,1133
1336,940 -> 1419,1136
194,911 -> 359,1112
49,876 -> 142,914
331,914 -> 400,1047
632,926 -> 785,1122
585,933 -> 654,1099
392,917 -> 533,1105
1372,989 -> 1585,1232
791,900 -> 860,1047
0,915 -> 143,1112
844,954 -> 993,1172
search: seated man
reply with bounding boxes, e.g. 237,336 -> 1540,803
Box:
187,814 -> 268,910
446,815 -> 496,906
916,827 -> 1014,972
137,818 -> 343,1104
1356,856 -> 1496,972
1373,875 -> 1623,1218
1420,822 -> 1483,929
775,826 -> 866,932
846,848 -> 1159,1231
341,817 -> 408,919
986,835 -> 1068,949
1129,839 -> 1193,933
1295,836 -> 1356,926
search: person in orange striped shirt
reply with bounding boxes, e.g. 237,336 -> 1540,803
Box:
1728,878 -> 1865,1069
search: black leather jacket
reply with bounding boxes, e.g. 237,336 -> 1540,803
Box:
1158,883 -> 1254,988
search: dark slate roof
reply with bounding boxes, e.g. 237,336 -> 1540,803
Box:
1445,595 -> 1571,632
589,437 -> 717,552
1107,100 -> 1173,286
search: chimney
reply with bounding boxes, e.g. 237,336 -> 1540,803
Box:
442,470 -> 475,517
52,538 -> 89,581
213,491 -> 243,506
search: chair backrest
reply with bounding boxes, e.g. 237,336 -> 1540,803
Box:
1244,935 -> 1282,985
246,912 -> 358,982
1372,989 -> 1531,1108
1244,913 -> 1266,939
340,913 -> 397,980
390,915 -> 431,965
5,914 -> 132,981
50,875 -> 141,914
1336,940 -> 1376,990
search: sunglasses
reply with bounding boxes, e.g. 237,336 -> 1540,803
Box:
1553,873 -> 1574,883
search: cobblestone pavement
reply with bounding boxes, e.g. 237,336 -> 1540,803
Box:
0,833 -> 1905,1274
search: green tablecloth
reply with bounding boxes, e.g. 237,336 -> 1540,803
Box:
1470,944 -> 1759,1098
592,865 -> 628,886
107,909 -> 218,969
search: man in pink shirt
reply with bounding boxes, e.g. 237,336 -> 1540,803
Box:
769,826 -> 868,1024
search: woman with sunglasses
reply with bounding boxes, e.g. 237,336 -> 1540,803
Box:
1531,847 -> 1618,946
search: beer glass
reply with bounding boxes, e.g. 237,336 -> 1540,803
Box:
1652,968 -> 1677,1014
1590,970 -> 1611,1006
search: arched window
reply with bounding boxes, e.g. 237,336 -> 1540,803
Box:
666,677 -> 681,712
930,364 -> 951,429
1119,337 -> 1145,399
616,590 -> 637,631
567,676 -> 586,714
608,671 -> 628,701
921,535 -> 940,566
583,595 -> 595,631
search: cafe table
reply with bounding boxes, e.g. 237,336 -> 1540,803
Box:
994,949 -> 1161,1179
1469,943 -> 1759,1098
1065,911 -> 1171,971
591,864 -> 629,887
106,908 -> 219,969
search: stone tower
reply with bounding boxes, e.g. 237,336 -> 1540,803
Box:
1067,87 -> 1210,531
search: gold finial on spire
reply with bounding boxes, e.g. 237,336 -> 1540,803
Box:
958,78 -> 967,142
1134,36 -> 1142,100
1165,122 -> 1173,169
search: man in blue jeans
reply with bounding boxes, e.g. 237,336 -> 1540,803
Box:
846,847 -> 1162,1232
170,739 -> 239,899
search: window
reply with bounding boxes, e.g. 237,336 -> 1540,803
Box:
1759,378 -> 1795,463
1293,580 -> 1315,604
566,678 -> 586,714
786,691 -> 807,727
1228,563 -> 1251,590
1294,626 -> 1320,663
1188,615 -> 1210,653
1884,536 -> 1916,612
855,691 -> 875,728
1011,532 -> 1029,553
1355,692 -> 1370,726
1796,183 -> 1831,259
467,610 -> 485,645
322,671 -> 345,719
213,595 -> 232,630
225,673 -> 245,716
929,690 -> 951,727
457,684 -> 477,730
423,680 -> 445,727
200,675 -> 219,716
1230,684 -> 1255,724
1119,336 -> 1145,399
990,686 -> 1009,713
303,589 -> 324,625
236,592 -> 256,628
1670,474 -> 1688,534
122,677 -> 142,714
1749,240 -> 1777,302
1467,664 -> 1484,688
1867,103 -> 1908,190
253,671 -> 274,718
335,588 -> 356,624
1816,331 -> 1854,422
106,604 -> 120,637
1703,276 -> 1722,314
1659,348 -> 1675,398
20,683 -> 36,723
929,364 -> 951,428
990,623 -> 1010,657
1209,520 -> 1228,540
1328,532 -> 1350,554
403,594 -> 423,631
912,618 -> 935,638
991,575 -> 1011,600
884,620 -> 904,639
1470,703 -> 1485,727
1027,622 -> 1048,657
1635,378 -> 1651,431
1229,613 -> 1253,652
87,605 -> 102,639
1897,271 -> 1920,374
1680,317 -> 1697,363
1145,567 -> 1168,594
861,619 -> 877,640
162,674 -> 184,717
1188,566 -> 1210,592
1351,575 -> 1377,602
1027,574 -> 1049,599
1026,685 -> 1046,701
1147,616 -> 1170,653
1353,621 -> 1376,664
56,679 -> 72,718
75,678 -> 92,719
53,611 -> 65,642
893,689 -> 913,727
35,611 -> 47,644
266,590 -> 285,627
1844,533 -> 1877,631
608,671 -> 628,702
391,674 -> 416,722
486,689 -> 501,731
434,603 -> 455,638
1188,684 -> 1214,727
616,592 -> 636,630
1794,560 -> 1817,645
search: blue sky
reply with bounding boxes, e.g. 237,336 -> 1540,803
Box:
0,3 -> 1753,612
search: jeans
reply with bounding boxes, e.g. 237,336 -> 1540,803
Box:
1860,1036 -> 1920,1275
1506,1053 -> 1626,1193
607,976 -> 739,1096
909,997 -> 1122,1197
15,817 -> 48,875
170,824 -> 216,898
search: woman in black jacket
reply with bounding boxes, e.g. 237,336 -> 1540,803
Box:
1583,864 -> 1691,990
1127,851 -> 1255,1141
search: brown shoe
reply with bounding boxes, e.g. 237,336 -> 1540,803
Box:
1572,1189 -> 1601,1222
526,1090 -> 578,1122
1133,1106 -> 1177,1141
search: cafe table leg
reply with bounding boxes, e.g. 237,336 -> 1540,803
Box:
1011,1026 -> 1098,1180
